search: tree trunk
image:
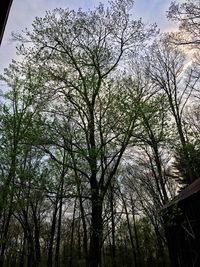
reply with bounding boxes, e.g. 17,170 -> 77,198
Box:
69,198 -> 77,267
47,200 -> 59,267
78,192 -> 88,267
121,192 -> 137,267
19,234 -> 26,267
55,171 -> 65,267
110,185 -> 116,267
34,222 -> 41,266
0,209 -> 12,267
89,187 -> 103,267
130,197 -> 141,266
31,203 -> 41,267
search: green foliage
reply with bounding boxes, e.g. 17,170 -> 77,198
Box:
174,143 -> 200,186
0,0 -> 200,267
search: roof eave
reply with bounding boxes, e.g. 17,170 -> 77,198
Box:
0,0 -> 13,45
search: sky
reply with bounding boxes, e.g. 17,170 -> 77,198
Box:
0,0 -> 179,73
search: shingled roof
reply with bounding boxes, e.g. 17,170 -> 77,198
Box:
0,0 -> 13,45
164,178 -> 200,209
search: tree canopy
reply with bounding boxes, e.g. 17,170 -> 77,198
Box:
0,1 -> 200,267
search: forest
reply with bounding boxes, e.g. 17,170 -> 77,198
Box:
0,0 -> 199,266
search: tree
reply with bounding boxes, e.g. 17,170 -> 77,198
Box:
9,1 -> 156,267
167,0 -> 200,47
0,62 -> 48,267
144,39 -> 200,185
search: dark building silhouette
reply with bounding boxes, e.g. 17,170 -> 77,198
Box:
0,0 -> 13,45
163,178 -> 200,267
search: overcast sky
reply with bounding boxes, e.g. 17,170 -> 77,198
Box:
0,0 -> 180,73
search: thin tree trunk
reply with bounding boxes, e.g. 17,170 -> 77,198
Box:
130,197 -> 141,266
47,200 -> 59,267
30,202 -> 41,267
77,214 -> 82,260
19,234 -> 26,267
70,151 -> 88,267
0,209 -> 12,267
69,198 -> 77,267
55,169 -> 65,267
120,191 -> 137,267
110,185 -> 116,267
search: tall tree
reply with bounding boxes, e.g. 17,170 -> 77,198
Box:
144,39 -> 199,185
0,63 -> 47,267
10,1 -> 156,267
